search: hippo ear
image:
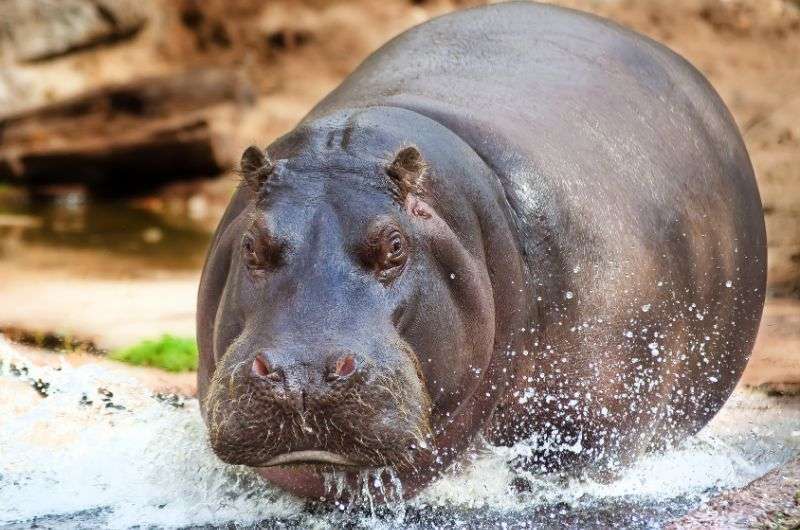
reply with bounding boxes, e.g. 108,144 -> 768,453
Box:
240,145 -> 274,192
386,146 -> 427,203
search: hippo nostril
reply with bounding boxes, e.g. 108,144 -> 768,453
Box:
252,355 -> 283,382
252,355 -> 270,377
329,354 -> 356,380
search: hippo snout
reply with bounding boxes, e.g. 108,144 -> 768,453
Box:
204,337 -> 433,471
249,351 -> 362,413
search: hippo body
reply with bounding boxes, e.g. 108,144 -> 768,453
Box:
198,2 -> 766,499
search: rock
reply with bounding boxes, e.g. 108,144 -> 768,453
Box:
697,0 -> 800,37
0,0 -> 148,63
12,116 -> 224,191
0,69 -> 249,190
0,67 -> 250,123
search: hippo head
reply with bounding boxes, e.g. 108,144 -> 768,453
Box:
199,108 -> 525,499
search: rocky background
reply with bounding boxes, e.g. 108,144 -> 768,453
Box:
1,0 -> 798,296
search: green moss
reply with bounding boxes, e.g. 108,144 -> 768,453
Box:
110,335 -> 198,372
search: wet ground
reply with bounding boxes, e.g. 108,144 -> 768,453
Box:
668,456 -> 800,529
1,338 -> 800,530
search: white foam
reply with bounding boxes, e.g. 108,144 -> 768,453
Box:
1,337 -> 797,528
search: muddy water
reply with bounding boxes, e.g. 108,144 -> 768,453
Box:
0,190 -> 213,271
1,338 -> 799,529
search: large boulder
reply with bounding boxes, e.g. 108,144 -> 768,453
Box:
0,0 -> 147,63
0,69 -> 249,191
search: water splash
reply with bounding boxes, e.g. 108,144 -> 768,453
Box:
1,337 -> 798,529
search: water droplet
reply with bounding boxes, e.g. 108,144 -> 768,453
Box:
565,291 -> 574,300
725,280 -> 732,288
641,304 -> 651,312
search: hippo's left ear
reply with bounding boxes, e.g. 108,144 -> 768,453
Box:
239,145 -> 275,192
386,146 -> 427,203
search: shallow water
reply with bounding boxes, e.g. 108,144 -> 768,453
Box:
1,337 -> 798,530
0,191 -> 212,271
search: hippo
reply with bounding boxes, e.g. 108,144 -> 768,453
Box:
197,1 -> 766,500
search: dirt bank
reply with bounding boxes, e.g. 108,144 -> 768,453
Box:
0,260 -> 198,351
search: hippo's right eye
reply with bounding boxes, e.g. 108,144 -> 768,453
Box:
360,225 -> 408,284
243,236 -> 261,270
243,234 -> 281,276
360,218 -> 410,284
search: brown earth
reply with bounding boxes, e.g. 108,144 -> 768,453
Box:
741,298 -> 800,394
0,258 -> 198,351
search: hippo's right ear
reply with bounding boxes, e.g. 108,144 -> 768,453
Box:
239,145 -> 274,192
386,146 -> 427,204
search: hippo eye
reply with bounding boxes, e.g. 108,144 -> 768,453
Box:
374,229 -> 407,283
389,233 -> 403,258
360,221 -> 408,283
242,236 -> 261,269
243,234 -> 281,275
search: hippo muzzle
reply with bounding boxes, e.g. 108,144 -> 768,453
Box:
204,339 -> 433,471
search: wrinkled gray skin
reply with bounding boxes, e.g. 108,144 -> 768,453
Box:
197,1 -> 766,500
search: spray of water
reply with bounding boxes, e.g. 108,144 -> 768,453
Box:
1,337 -> 797,529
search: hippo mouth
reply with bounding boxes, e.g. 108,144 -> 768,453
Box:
263,450 -> 360,468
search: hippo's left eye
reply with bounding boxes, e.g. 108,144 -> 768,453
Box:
388,232 -> 404,259
363,225 -> 408,283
